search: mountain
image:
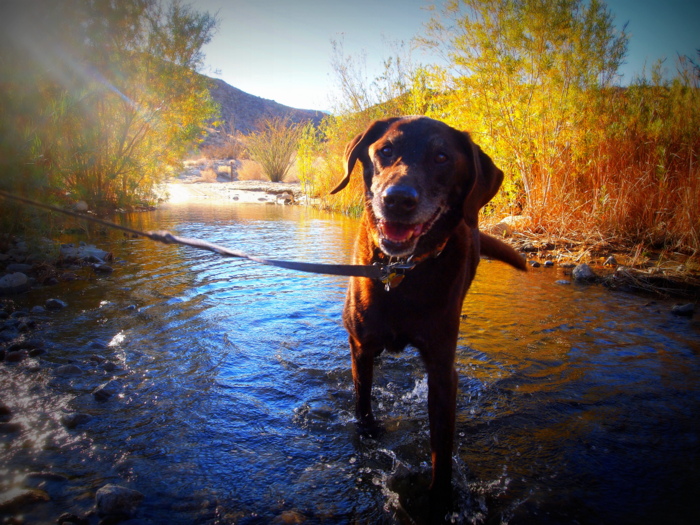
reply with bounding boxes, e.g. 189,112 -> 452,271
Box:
204,77 -> 326,141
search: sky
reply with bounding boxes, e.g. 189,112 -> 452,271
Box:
194,0 -> 699,111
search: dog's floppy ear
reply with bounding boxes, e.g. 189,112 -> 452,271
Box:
461,134 -> 504,228
330,118 -> 400,194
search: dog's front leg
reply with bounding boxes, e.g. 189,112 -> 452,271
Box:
426,354 -> 458,517
349,336 -> 381,435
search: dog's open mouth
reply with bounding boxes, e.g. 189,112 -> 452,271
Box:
377,207 -> 444,255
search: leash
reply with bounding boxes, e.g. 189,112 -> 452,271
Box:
0,189 -> 412,284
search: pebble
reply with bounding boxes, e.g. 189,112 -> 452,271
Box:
93,380 -> 121,402
95,484 -> 144,518
57,512 -> 89,525
4,349 -> 28,363
671,303 -> 695,317
0,422 -> 23,433
604,255 -> 618,267
61,412 -> 93,429
556,279 -> 571,285
544,260 -> 555,267
0,488 -> 50,513
92,263 -> 114,273
528,260 -> 541,268
46,298 -> 68,310
0,403 -> 11,422
7,338 -> 45,352
572,263 -> 597,282
55,364 -> 83,376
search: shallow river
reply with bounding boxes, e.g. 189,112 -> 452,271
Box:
2,202 -> 700,524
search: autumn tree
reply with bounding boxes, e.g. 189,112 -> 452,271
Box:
422,0 -> 628,216
0,0 -> 218,217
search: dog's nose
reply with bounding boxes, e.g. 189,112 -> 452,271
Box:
382,185 -> 418,214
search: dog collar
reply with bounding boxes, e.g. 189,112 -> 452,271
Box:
374,239 -> 449,291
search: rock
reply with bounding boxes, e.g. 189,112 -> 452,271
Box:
6,263 -> 33,273
74,201 -> 89,212
555,279 -> 571,285
60,244 -> 112,263
102,361 -> 117,372
528,260 -> 541,268
671,303 -> 695,317
560,262 -> 576,268
95,484 -> 144,518
92,263 -> 114,274
0,422 -> 23,433
55,364 -> 83,376
521,242 -> 538,253
31,305 -> 46,314
603,255 -> 618,267
93,380 -> 121,401
0,329 -> 18,343
29,347 -> 47,357
8,338 -> 44,352
544,260 -> 555,267
0,488 -> 50,513
61,412 -> 93,429
4,349 -> 28,363
572,263 -> 597,282
46,298 -> 68,310
0,272 -> 30,294
57,512 -> 90,525
0,403 -> 12,422
22,471 -> 68,494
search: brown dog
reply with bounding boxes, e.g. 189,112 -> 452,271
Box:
331,116 -> 526,518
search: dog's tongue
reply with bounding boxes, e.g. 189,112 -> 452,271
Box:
381,221 -> 424,243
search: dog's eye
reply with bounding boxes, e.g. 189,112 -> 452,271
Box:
434,152 -> 449,164
379,145 -> 393,158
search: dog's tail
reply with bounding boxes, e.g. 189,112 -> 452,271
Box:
479,232 -> 527,271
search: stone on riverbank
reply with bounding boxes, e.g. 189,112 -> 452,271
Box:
60,243 -> 112,263
95,484 -> 144,518
0,488 -> 50,513
0,272 -> 30,295
572,263 -> 598,282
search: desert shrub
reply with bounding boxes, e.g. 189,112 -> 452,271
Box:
236,160 -> 266,181
244,117 -> 302,182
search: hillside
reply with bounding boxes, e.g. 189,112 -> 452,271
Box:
202,76 -> 326,147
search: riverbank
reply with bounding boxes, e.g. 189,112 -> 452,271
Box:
163,176 -> 700,302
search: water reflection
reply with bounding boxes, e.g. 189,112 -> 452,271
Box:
0,202 -> 698,524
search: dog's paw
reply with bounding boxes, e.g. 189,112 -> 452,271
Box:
356,417 -> 384,439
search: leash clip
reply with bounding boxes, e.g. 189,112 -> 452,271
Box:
377,256 -> 416,291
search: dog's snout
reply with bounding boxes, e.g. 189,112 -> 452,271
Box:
382,185 -> 419,214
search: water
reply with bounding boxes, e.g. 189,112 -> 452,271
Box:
1,202 -> 699,524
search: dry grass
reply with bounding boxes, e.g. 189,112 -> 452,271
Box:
236,160 -> 266,181
195,167 -> 218,183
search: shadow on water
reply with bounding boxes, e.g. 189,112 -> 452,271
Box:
1,202 -> 699,524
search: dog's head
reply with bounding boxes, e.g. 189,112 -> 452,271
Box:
331,116 -> 503,257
